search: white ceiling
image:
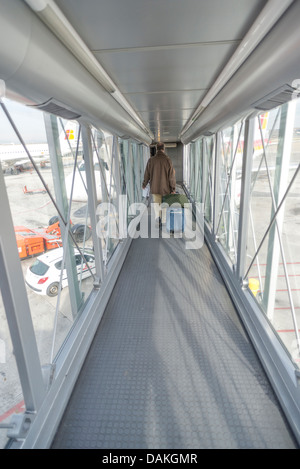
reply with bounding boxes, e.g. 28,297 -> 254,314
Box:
55,0 -> 268,142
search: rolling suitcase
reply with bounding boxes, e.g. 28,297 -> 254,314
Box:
163,193 -> 188,233
166,206 -> 185,233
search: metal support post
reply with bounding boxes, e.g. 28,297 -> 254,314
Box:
236,116 -> 255,282
0,165 -> 46,415
190,143 -> 195,199
202,140 -> 208,209
183,143 -> 190,187
112,136 -> 122,211
44,114 -> 83,317
195,140 -> 202,203
81,124 -> 104,284
113,137 -> 128,239
128,141 -> 135,206
228,124 -> 240,259
213,132 -> 221,237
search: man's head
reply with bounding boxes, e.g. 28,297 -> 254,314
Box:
156,142 -> 165,151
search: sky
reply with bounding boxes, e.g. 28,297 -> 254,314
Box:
0,98 -> 47,144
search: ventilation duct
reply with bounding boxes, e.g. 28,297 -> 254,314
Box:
252,84 -> 295,111
34,98 -> 81,120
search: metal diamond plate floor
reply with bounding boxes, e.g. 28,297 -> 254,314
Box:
51,233 -> 298,449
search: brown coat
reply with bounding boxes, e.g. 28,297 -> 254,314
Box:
142,150 -> 176,196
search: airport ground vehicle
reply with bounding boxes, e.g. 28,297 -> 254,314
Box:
15,217 -> 91,260
25,247 -> 95,296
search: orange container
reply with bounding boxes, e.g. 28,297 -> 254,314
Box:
25,236 -> 45,256
15,226 -> 45,259
15,233 -> 28,259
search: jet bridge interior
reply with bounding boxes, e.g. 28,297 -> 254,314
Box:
0,0 -> 300,449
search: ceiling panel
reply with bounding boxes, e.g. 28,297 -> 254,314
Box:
55,0 -> 268,142
94,43 -> 237,140
94,43 -> 236,93
56,0 -> 267,50
123,90 -> 206,114
140,110 -> 192,125
124,89 -> 206,140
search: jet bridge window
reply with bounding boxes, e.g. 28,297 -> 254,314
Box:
245,101 -> 300,367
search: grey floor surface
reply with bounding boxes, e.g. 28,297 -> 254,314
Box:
51,231 -> 298,449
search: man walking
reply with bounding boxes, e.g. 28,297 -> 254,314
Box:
142,142 -> 176,226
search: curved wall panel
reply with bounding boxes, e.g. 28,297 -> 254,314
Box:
181,1 -> 300,143
0,0 -> 151,144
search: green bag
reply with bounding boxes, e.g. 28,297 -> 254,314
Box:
162,193 -> 189,207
